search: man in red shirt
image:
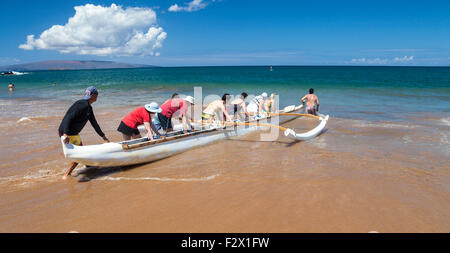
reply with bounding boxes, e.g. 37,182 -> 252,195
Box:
158,96 -> 195,133
118,102 -> 162,141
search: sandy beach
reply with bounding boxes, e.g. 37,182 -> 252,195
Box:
0,98 -> 448,233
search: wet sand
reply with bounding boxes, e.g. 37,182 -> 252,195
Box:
0,99 -> 449,232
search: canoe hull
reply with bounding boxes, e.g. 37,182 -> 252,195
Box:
60,104 -> 327,167
62,126 -> 261,167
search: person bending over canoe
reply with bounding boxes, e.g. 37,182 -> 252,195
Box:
202,94 -> 233,122
230,92 -> 250,121
158,96 -> 195,134
247,92 -> 268,116
58,86 -> 110,179
154,93 -> 182,131
301,88 -> 319,116
118,102 -> 162,141
263,93 -> 276,114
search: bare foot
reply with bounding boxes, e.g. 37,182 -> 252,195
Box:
62,175 -> 69,180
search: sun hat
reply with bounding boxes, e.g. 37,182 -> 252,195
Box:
83,86 -> 98,100
183,96 -> 195,104
145,102 -> 162,113
261,92 -> 268,98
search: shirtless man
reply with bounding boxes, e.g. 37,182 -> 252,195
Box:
202,94 -> 233,122
230,92 -> 250,121
301,88 -> 319,115
8,83 -> 15,91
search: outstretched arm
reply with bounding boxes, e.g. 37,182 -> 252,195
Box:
143,122 -> 154,141
301,95 -> 307,103
89,111 -> 109,142
150,120 -> 161,137
181,115 -> 190,133
221,103 -> 232,121
89,112 -> 109,142
242,103 -> 250,117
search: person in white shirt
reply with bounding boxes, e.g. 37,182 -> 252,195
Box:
247,92 -> 268,115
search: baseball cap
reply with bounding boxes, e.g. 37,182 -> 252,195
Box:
83,86 -> 98,100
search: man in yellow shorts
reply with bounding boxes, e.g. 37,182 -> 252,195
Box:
64,135 -> 83,146
58,86 -> 110,179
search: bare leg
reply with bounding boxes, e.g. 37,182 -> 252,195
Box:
122,133 -> 132,141
63,162 -> 78,179
132,134 -> 142,139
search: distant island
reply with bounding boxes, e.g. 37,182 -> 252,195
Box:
0,60 -> 156,72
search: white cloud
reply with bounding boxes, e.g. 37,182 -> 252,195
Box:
351,58 -> 367,63
349,56 -> 414,65
394,56 -> 414,62
168,0 -> 209,12
19,4 -> 167,57
350,57 -> 388,64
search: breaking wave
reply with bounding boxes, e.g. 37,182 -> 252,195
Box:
12,71 -> 28,75
440,117 -> 450,127
0,169 -> 64,188
17,115 -> 55,123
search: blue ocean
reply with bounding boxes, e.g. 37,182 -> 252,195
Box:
1,66 -> 449,121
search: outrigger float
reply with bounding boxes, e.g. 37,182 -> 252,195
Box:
60,104 -> 329,167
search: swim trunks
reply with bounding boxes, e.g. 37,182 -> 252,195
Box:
306,106 -> 317,116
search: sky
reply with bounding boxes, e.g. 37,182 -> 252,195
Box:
0,0 -> 449,66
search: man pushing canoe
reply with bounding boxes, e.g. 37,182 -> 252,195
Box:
58,86 -> 110,179
301,88 -> 319,116
158,96 -> 195,134
117,102 -> 162,141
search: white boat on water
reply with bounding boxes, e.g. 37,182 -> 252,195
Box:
60,104 -> 329,167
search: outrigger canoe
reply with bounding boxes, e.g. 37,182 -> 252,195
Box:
60,104 -> 329,167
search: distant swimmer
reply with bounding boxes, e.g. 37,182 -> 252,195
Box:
202,93 -> 233,122
230,92 -> 250,121
118,102 -> 162,141
53,82 -> 56,86
8,82 -> 15,91
58,86 -> 110,179
301,88 -> 319,116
